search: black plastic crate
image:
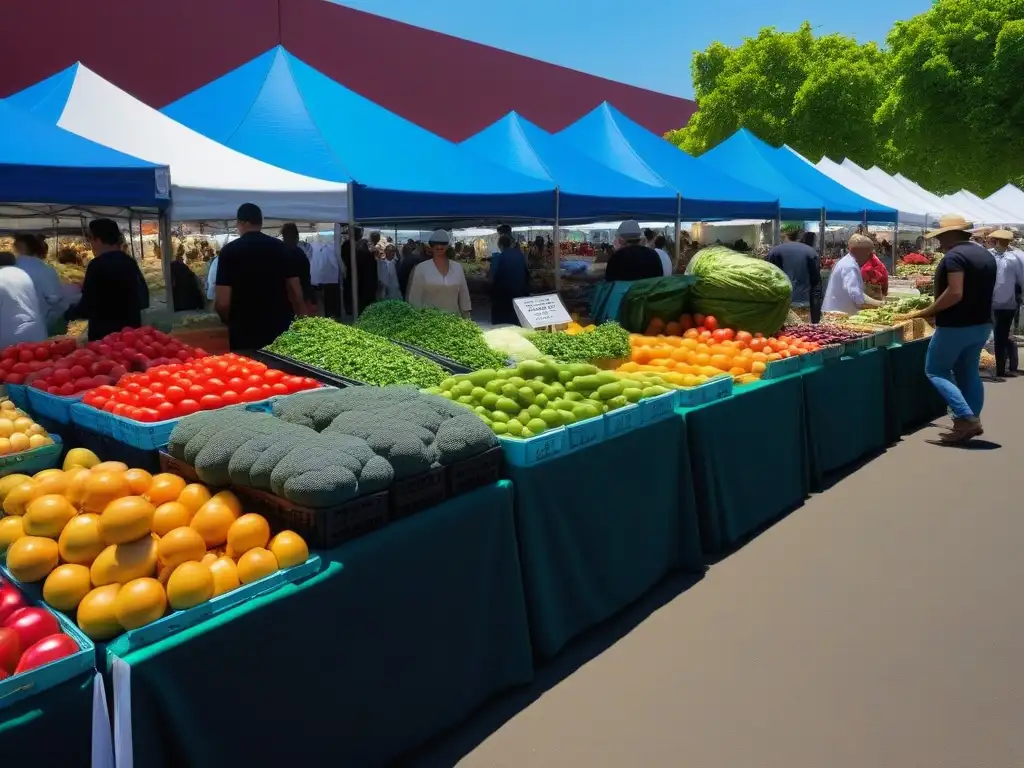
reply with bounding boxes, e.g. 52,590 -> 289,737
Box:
248,349 -> 366,389
446,447 -> 504,497
390,465 -> 447,520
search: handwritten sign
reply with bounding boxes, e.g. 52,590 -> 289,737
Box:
513,294 -> 572,329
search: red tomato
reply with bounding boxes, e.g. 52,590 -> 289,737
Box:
15,634 -> 78,674
241,387 -> 264,403
711,329 -> 729,343
246,374 -> 264,386
263,369 -> 283,382
270,383 -> 289,395
692,313 -> 706,328
3,608 -> 60,652
143,393 -> 166,409
176,399 -> 201,416
149,381 -> 166,393
227,377 -> 246,391
703,315 -> 719,331
220,390 -> 241,406
0,627 -> 20,674
165,385 -> 186,403
205,377 -> 225,390
199,394 -> 224,410
156,402 -> 176,419
136,408 -> 159,423
300,377 -> 319,390
187,384 -> 206,399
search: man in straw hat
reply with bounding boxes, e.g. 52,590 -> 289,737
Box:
821,233 -> 884,316
908,214 -> 996,443
987,229 -> 1024,378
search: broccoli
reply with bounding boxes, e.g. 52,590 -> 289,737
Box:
358,455 -> 395,493
325,411 -> 390,440
417,393 -> 471,420
323,433 -> 375,467
433,415 -> 498,465
249,432 -> 307,490
282,464 -> 360,508
365,429 -> 434,479
167,410 -> 220,460
378,402 -> 445,435
182,411 -> 252,465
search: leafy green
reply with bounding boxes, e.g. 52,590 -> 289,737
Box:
355,300 -> 507,370
265,317 -> 447,388
527,322 -> 631,363
685,246 -> 792,335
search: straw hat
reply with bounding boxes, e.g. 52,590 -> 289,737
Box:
926,214 -> 973,239
989,229 -> 1014,241
847,233 -> 873,249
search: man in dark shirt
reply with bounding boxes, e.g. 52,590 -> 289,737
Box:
766,226 -> 821,315
910,214 -> 997,443
605,220 -> 664,282
215,203 -> 306,351
280,223 -> 316,311
66,218 -> 148,340
341,226 -> 379,318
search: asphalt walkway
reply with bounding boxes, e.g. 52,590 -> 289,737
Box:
407,376 -> 1024,768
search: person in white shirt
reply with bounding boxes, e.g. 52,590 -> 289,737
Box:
13,234 -> 66,333
206,255 -> 219,302
310,240 -> 342,318
987,229 -> 1024,377
821,234 -> 884,315
653,234 -> 673,276
407,230 -> 471,317
377,244 -> 402,300
0,252 -> 47,347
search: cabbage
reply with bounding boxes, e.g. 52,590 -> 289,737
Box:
483,326 -> 542,362
685,246 -> 793,335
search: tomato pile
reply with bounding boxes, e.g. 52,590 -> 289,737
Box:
80,353 -> 320,422
0,580 -> 79,680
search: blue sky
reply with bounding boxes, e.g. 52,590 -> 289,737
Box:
334,0 -> 930,99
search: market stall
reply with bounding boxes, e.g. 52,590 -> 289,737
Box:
0,674 -> 97,767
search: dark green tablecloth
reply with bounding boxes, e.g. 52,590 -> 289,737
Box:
679,375 -> 810,553
887,339 -> 948,431
120,481 -> 534,768
0,673 -> 94,766
506,416 -> 700,661
801,348 -> 890,486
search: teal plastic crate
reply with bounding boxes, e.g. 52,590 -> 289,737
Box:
564,415 -> 605,453
799,350 -> 825,370
637,391 -> 678,424
498,428 -> 567,466
763,355 -> 802,380
2,383 -> 29,410
842,337 -> 869,356
26,388 -> 83,424
872,328 -> 896,348
604,403 -> 640,437
0,596 -> 95,712
821,344 -> 843,362
676,375 -> 733,407
0,434 -> 62,477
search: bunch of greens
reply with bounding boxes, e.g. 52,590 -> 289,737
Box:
355,300 -> 507,370
848,307 -> 897,325
265,317 -> 447,388
894,262 -> 936,278
889,295 -> 931,313
527,322 -> 631,363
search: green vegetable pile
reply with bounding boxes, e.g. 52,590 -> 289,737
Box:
355,300 -> 507,370
527,322 -> 631,363
850,295 -> 932,326
894,263 -> 936,278
888,295 -> 931,313
265,317 -> 447,388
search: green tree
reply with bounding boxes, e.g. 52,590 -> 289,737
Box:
666,23 -> 889,167
877,0 -> 1024,195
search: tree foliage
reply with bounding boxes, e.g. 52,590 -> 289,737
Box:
669,0 -> 1024,196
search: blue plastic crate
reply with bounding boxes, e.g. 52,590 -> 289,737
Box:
676,375 -> 733,407
763,355 -> 802,380
564,415 -> 605,453
0,599 -> 95,712
70,401 -> 111,436
3,383 -> 28,410
498,428 -> 566,466
0,434 -> 62,477
637,391 -> 678,424
26,388 -> 83,424
604,402 -> 640,437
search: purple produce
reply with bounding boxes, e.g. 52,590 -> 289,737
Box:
779,324 -> 869,344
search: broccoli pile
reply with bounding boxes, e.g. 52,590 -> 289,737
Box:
355,300 -> 508,370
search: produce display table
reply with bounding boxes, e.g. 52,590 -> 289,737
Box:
116,481 -> 534,768
886,339 -> 948,432
801,348 -> 891,487
679,374 -> 810,553
505,417 -> 698,661
0,674 -> 97,767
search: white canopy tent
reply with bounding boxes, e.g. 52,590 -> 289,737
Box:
957,190 -> 1021,225
890,173 -> 957,218
837,160 -> 941,220
8,64 -> 348,224
815,158 -> 932,227
941,190 -> 1018,225
986,185 -> 1024,222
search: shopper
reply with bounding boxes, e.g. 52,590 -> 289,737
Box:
12,234 -> 66,334
653,235 -> 673,276
407,230 -> 471,317
605,220 -> 663,282
170,254 -> 205,311
861,251 -> 890,298
214,203 -> 306,351
490,233 -> 530,325
65,218 -> 148,341
987,229 -> 1024,378
341,226 -> 379,317
767,226 -> 821,314
0,251 -> 47,347
821,234 -> 884,315
377,244 -> 402,300
280,223 -> 316,312
909,214 -> 997,443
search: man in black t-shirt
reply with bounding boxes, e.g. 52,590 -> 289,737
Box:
910,214 -> 997,443
215,203 -> 306,351
280,223 -> 316,312
766,226 -> 821,311
605,220 -> 664,282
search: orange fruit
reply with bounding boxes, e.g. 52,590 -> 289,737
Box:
151,502 -> 192,536
81,471 -> 131,515
124,468 -> 154,496
209,556 -> 241,596
145,474 -> 187,506
190,500 -> 238,547
226,513 -> 270,557
166,561 -> 214,610
114,577 -> 167,630
236,548 -> 279,584
77,584 -> 123,640
98,496 -> 155,545
267,531 -> 309,570
23,494 -> 77,538
2,481 -> 39,516
93,461 -> 129,474
157,526 -> 207,569
209,491 -> 242,517
43,563 -> 92,612
177,484 -> 211,515
32,470 -> 69,497
58,513 -> 104,565
752,361 -> 767,374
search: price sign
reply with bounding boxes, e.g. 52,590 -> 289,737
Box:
513,294 -> 572,329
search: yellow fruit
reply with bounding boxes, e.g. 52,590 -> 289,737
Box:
58,513 -> 105,565
90,536 -> 158,586
98,495 -> 155,545
114,578 -> 167,630
0,418 -> 13,438
145,474 -> 186,506
33,468 -> 62,481
6,536 -> 59,582
0,515 -> 25,554
156,564 -> 173,587
176,483 -> 211,515
236,548 -> 279,584
0,473 -> 30,503
156,527 -> 207,569
92,461 -> 129,474
123,468 -> 153,496
9,433 -> 30,453
200,552 -> 218,567
166,561 -> 214,610
43,564 -> 92,612
2,480 -> 37,516
81,471 -> 131,515
30,470 -> 68,497
26,424 -> 45,438
190,500 -> 238,547
23,494 -> 77,538
210,490 -> 242,516
65,468 -> 92,509
267,531 -> 309,570
0,438 -> 11,456
226,514 -> 270,556
63,447 -> 100,471
151,502 -> 192,537
209,556 -> 240,596
77,584 -> 123,640
12,417 -> 32,433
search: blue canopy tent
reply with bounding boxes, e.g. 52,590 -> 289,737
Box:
0,97 -> 168,231
556,103 -> 780,225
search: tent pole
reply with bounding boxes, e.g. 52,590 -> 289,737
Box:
892,220 -> 899,273
773,213 -> 781,245
818,208 -> 825,260
553,188 -> 561,296
347,185 -> 359,322
674,195 -> 682,270
158,212 -> 173,312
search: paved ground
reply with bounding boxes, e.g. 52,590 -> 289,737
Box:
406,376 -> 1024,768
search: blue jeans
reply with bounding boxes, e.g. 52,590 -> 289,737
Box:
925,323 -> 992,419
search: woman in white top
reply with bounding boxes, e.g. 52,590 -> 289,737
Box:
0,252 -> 47,347
13,234 -> 66,333
406,230 -> 471,317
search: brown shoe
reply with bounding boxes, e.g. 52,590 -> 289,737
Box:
940,417 -> 984,444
